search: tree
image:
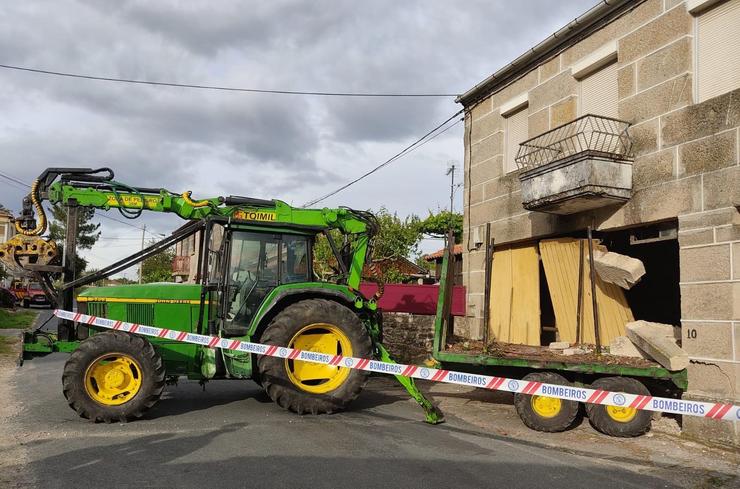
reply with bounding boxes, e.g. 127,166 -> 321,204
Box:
372,207 -> 421,260
48,203 -> 101,274
312,229 -> 342,281
312,207 -> 423,284
140,243 -> 175,283
417,210 -> 463,243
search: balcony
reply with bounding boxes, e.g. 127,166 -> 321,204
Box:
515,115 -> 633,215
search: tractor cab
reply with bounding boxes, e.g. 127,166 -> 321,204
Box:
220,230 -> 311,336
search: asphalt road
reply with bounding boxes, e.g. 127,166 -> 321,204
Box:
1,310 -> 735,489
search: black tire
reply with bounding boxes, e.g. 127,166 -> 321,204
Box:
22,299 -> 29,308
586,376 -> 652,437
258,299 -> 372,415
514,372 -> 580,432
62,331 -> 165,423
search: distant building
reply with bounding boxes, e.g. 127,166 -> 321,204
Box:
0,206 -> 15,287
363,257 -> 428,283
423,244 -> 463,285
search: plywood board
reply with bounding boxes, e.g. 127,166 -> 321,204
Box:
488,243 -> 540,346
540,238 -> 633,346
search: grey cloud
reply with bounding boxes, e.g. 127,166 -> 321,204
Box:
0,0 -> 596,220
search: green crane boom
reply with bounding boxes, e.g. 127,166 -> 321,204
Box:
8,167 -> 375,291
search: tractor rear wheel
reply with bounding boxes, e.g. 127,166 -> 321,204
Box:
62,331 -> 165,423
258,299 -> 372,415
514,372 -> 580,432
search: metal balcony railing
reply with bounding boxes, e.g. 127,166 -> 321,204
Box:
515,114 -> 633,172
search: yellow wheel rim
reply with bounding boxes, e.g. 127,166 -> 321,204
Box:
84,353 -> 142,406
606,405 -> 637,423
285,323 -> 352,394
531,395 -> 562,418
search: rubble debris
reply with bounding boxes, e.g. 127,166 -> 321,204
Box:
563,347 -> 590,356
548,341 -> 570,350
625,320 -> 688,371
608,336 -> 648,359
593,250 -> 646,290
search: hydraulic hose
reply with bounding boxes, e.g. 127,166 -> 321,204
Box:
14,179 -> 47,236
181,191 -> 210,208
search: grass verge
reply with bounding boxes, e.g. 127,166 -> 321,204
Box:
0,335 -> 19,355
0,309 -> 39,329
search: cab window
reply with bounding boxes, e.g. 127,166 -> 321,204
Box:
281,236 -> 309,283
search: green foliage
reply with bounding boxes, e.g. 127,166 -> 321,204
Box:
372,207 -> 421,260
312,230 -> 342,281
417,210 -> 463,243
48,203 -> 101,274
140,243 -> 175,283
312,208 -> 460,284
380,267 -> 411,284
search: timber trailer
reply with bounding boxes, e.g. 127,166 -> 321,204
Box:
0,167 -> 443,423
430,234 -> 688,438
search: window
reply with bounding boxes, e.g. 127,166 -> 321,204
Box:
695,0 -> 740,102
504,106 -> 528,173
579,61 -> 619,118
224,232 -> 279,327
281,235 -> 309,283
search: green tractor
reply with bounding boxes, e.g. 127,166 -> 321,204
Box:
2,167 -> 441,423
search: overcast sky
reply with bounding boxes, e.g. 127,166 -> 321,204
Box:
0,0 -> 594,276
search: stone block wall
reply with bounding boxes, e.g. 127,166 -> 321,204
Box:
381,313 -> 436,365
461,0 -> 739,445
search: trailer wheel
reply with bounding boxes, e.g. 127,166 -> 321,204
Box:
586,376 -> 652,437
258,299 -> 372,415
62,331 -> 165,423
514,372 -> 580,432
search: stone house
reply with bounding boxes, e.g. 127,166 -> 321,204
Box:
458,0 -> 739,445
423,244 -> 464,285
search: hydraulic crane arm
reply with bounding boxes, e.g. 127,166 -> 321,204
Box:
3,167 -> 378,290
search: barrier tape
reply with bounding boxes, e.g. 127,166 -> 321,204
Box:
54,309 -> 740,422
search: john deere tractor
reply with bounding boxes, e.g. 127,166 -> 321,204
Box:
1,167 -> 441,423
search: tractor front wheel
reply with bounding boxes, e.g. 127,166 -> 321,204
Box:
62,331 -> 165,423
258,299 -> 372,415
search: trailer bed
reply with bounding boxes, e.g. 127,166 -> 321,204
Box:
435,337 -> 687,389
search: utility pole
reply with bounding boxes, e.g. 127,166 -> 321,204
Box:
138,224 -> 146,284
446,162 -> 456,213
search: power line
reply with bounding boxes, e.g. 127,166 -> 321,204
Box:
303,110 -> 464,207
0,170 -> 30,188
0,174 -> 31,192
0,63 -> 459,98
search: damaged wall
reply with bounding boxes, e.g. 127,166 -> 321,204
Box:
459,0 -> 739,446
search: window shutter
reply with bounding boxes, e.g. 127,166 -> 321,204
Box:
697,0 -> 740,102
580,61 -> 618,118
505,107 -> 529,172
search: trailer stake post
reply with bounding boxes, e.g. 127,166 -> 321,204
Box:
587,226 -> 601,354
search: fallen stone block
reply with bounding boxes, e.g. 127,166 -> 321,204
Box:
626,320 -> 688,371
608,336 -> 648,359
563,347 -> 590,356
549,341 -> 570,350
593,250 -> 646,289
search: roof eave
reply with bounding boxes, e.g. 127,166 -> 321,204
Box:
457,0 -> 640,108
